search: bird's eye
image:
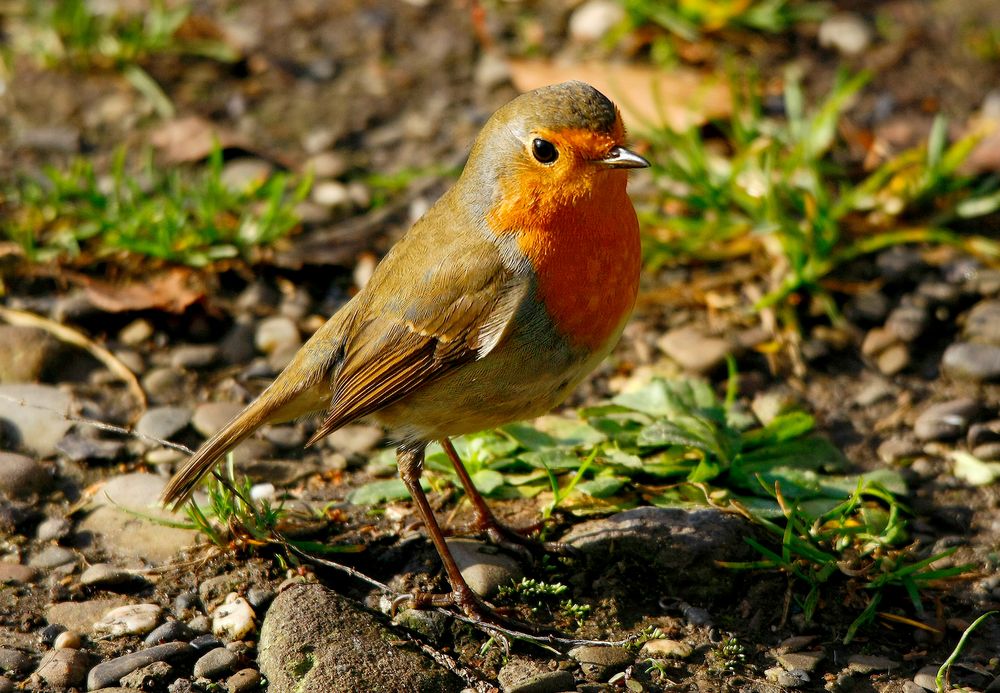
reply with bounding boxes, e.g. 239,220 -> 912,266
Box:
531,138 -> 558,164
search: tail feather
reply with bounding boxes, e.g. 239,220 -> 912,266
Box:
160,394 -> 277,510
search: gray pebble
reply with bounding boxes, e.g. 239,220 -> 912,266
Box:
877,343 -> 910,375
135,406 -> 192,442
87,642 -> 193,690
914,398 -> 981,441
33,648 -> 89,689
0,453 -> 49,498
877,436 -> 922,464
861,326 -> 898,357
81,563 -> 149,591
446,539 -> 523,599
28,545 -> 77,570
969,420 -> 1000,460
187,616 -> 212,635
245,587 -> 275,612
845,291 -> 890,324
226,668 -> 261,693
965,299 -> 1000,345
876,246 -> 924,281
913,664 -> 940,690
497,663 -> 576,693
261,426 -> 304,449
0,675 -> 12,693
190,634 -> 223,651
170,344 -> 220,370
886,302 -> 929,342
568,645 -> 632,681
15,126 -> 80,153
144,620 -> 194,647
193,647 -> 239,679
92,603 -> 163,637
219,320 -> 257,364
220,159 -> 273,194
119,319 -> 154,346
942,342 -> 1000,382
56,433 -> 125,462
120,660 -> 174,689
141,367 -> 193,403
255,316 -> 300,355
846,654 -> 899,673
174,591 -> 200,613
818,11 -> 872,56
0,647 -> 33,675
765,666 -> 809,688
657,325 -> 737,374
568,0 -> 625,44
0,326 -> 59,384
777,651 -> 824,672
192,402 -> 244,438
235,282 -> 280,316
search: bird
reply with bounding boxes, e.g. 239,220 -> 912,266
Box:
162,80 -> 648,621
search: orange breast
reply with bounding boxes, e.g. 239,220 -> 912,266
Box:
490,170 -> 641,351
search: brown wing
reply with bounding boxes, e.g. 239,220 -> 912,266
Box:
306,276 -> 527,444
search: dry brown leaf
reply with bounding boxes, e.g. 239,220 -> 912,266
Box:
150,116 -> 252,164
508,60 -> 731,132
84,268 -> 205,314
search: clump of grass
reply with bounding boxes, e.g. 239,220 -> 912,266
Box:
641,69 -> 1000,328
623,0 -> 828,41
352,370 -> 973,640
15,0 -> 236,71
4,147 -> 312,268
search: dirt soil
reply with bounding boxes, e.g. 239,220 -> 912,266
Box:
1,1 -> 1000,692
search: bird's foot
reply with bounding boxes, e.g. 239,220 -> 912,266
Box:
475,516 -> 580,563
391,586 -> 558,635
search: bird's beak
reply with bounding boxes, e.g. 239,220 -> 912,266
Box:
594,146 -> 650,169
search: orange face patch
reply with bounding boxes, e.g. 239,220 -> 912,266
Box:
486,124 -> 641,351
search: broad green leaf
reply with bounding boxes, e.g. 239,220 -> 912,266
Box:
499,422 -> 557,450
575,476 -> 627,498
734,437 -> 846,475
533,416 -> 606,447
741,411 -> 815,448
519,449 -> 584,471
348,477 -> 429,505
470,469 -> 506,496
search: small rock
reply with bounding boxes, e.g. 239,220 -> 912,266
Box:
877,436 -> 922,464
775,635 -> 817,653
57,433 -> 125,462
641,639 -> 692,659
0,648 -> 33,675
219,320 -> 257,364
220,158 -> 273,194
325,424 -> 383,454
970,420 -> 1000,460
861,326 -> 898,357
93,603 -> 163,637
854,379 -> 895,406
877,246 -> 925,281
657,325 -> 737,374
474,51 -> 511,91
53,631 -> 82,650
255,317 -> 300,355
170,345 -> 220,370
311,180 -> 352,209
886,302 -> 928,342
818,12 -> 872,56
568,645 -> 632,681
47,599 -> 129,633
765,665 -> 809,688
877,343 -> 910,375
187,617 -> 212,635
917,280 -> 961,308
33,648 -> 89,689
212,595 -> 256,640
81,564 -> 149,591
192,402 -> 244,438
914,398 -> 981,441
245,588 -> 275,612
15,125 -> 81,153
29,545 -> 76,570
751,390 -> 800,425
144,620 -> 194,647
199,574 -> 246,611
0,385 -> 73,456
568,0 -> 625,43
446,539 -> 523,599
261,426 -> 304,450
190,634 -> 223,651
846,654 -> 900,673
40,624 -> 67,645
845,291 -> 890,324
174,592 -> 200,613
306,151 -> 349,179
0,562 -> 38,585
0,453 -> 49,498
226,668 -> 261,693
87,642 -> 193,690
913,664 -> 941,690
347,181 -> 371,209
120,660 -> 174,689
119,319 -> 154,346
965,300 -> 1000,345
942,342 -> 1000,381
0,676 -> 10,693
0,326 -> 58,383
142,367 -> 192,403
193,647 -> 239,679
497,661 -> 575,693
777,651 -> 824,672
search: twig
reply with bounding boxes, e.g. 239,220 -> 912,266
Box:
0,306 -> 147,414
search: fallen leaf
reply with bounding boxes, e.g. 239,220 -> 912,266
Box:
150,116 -> 252,164
507,60 -> 731,132
84,268 -> 205,313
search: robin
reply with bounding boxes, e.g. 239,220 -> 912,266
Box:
162,80 -> 648,620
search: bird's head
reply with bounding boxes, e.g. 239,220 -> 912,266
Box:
459,81 -> 648,236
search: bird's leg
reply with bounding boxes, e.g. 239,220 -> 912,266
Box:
394,443 -> 497,620
440,437 -> 577,559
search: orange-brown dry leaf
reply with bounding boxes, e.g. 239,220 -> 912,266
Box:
508,60 -> 732,132
150,116 -> 252,164
84,268 -> 205,314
